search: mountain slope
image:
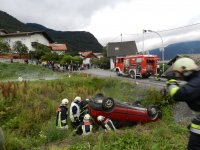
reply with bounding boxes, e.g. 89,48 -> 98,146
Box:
0,10 -> 103,53
0,11 -> 31,32
149,41 -> 200,60
26,23 -> 103,53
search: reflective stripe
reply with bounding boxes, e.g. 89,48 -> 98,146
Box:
190,128 -> 200,134
82,125 -> 92,135
169,85 -> 180,97
105,124 -> 112,131
58,112 -> 62,128
166,79 -> 177,84
191,123 -> 200,130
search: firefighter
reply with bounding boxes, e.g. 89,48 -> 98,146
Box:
70,96 -> 82,128
56,98 -> 69,129
97,115 -> 116,131
79,98 -> 90,122
166,57 -> 200,150
76,114 -> 93,135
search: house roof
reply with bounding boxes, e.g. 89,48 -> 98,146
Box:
49,43 -> 67,51
163,54 -> 200,77
79,51 -> 97,58
0,29 -> 8,34
107,41 -> 138,57
0,31 -> 54,43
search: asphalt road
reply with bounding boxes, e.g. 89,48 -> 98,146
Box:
80,68 -> 166,89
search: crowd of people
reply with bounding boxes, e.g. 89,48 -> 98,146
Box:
56,96 -> 116,136
39,60 -> 92,72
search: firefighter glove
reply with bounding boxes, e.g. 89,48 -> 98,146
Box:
166,79 -> 178,87
166,79 -> 180,97
73,114 -> 79,122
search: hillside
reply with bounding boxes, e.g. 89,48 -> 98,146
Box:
149,41 -> 200,60
0,11 -> 31,32
0,10 -> 103,53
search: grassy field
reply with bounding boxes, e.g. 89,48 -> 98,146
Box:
0,63 -> 188,150
0,62 -> 59,80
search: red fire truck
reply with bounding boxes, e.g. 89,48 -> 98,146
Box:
114,55 -> 158,78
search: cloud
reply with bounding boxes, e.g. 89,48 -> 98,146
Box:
1,0 -> 200,49
0,0 -> 131,30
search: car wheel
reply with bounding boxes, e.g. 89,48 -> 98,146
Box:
102,97 -> 115,111
147,106 -> 161,120
116,69 -> 120,76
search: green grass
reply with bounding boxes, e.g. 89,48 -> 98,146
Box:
0,62 -> 59,80
0,63 -> 189,149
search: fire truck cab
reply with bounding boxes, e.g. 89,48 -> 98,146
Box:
115,55 -> 158,78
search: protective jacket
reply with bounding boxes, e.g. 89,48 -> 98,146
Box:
100,118 -> 116,131
69,102 -> 80,122
168,70 -> 200,150
56,105 -> 68,129
76,121 -> 93,135
172,70 -> 200,111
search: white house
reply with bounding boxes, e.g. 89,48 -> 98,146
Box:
79,51 -> 97,67
0,29 -> 8,35
0,31 -> 54,52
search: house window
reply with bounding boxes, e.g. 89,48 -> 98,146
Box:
115,47 -> 119,51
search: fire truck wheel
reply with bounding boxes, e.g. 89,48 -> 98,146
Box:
102,97 -> 115,111
130,70 -> 135,79
116,70 -> 120,76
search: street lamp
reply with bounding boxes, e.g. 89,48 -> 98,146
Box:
143,30 -> 165,74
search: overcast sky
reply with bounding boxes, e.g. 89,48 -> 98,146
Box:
1,0 -> 200,51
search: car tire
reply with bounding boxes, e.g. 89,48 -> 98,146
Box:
147,106 -> 161,120
116,69 -> 120,76
102,97 -> 115,111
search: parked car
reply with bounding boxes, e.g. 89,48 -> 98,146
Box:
87,94 -> 162,128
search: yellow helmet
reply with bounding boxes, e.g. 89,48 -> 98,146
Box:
172,57 -> 198,73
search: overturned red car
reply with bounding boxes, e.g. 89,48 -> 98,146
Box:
87,94 -> 162,128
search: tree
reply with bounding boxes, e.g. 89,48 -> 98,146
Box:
0,38 -> 10,53
60,55 -> 73,64
31,44 -> 51,60
91,57 -> 110,69
13,41 -> 28,57
40,52 -> 60,62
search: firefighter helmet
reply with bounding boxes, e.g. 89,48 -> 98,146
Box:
97,115 -> 105,122
84,114 -> 91,120
61,98 -> 69,105
172,57 -> 198,73
74,96 -> 81,102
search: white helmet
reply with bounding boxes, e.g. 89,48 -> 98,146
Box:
97,115 -> 105,122
61,98 -> 69,105
84,114 -> 91,120
74,96 -> 81,102
172,57 -> 199,73
86,98 -> 90,101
